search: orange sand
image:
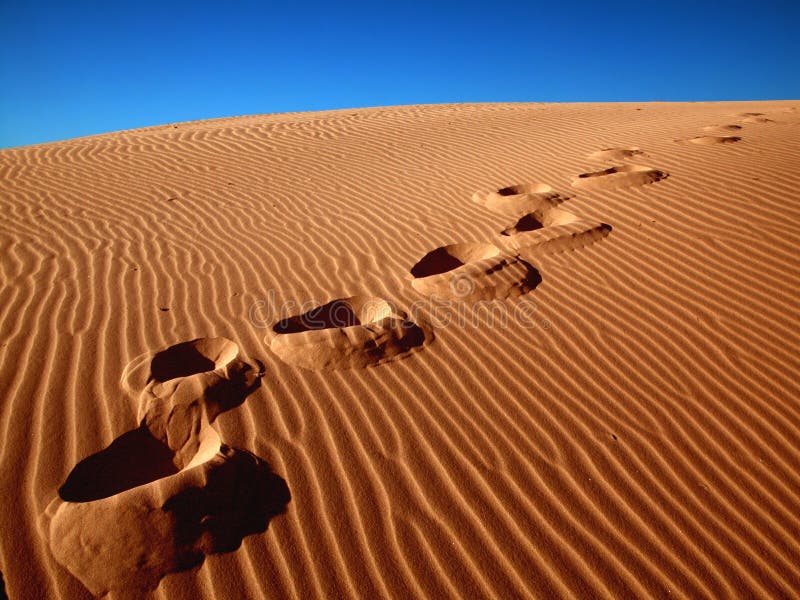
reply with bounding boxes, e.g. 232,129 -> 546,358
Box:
1,101 -> 799,598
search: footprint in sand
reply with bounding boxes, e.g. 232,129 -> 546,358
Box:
587,147 -> 645,161
703,124 -> 743,133
472,182 -> 572,217
687,135 -> 742,145
741,116 -> 774,124
409,243 -> 540,302
41,338 -> 290,597
497,206 -> 612,257
571,164 -> 668,190
735,112 -> 775,123
470,179 -> 613,263
268,296 -> 429,370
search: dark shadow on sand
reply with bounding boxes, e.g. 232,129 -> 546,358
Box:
59,424 -> 179,502
273,299 -> 363,333
164,447 -> 291,565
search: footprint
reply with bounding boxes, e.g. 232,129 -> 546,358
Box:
588,147 -> 644,161
703,124 -> 743,132
501,220 -> 612,258
738,112 -> 765,117
571,164 -> 668,190
498,207 -> 612,257
268,296 -> 429,370
145,337 -> 240,385
687,135 -> 742,145
41,338 -> 289,597
741,116 -> 774,124
122,337 -> 260,428
410,243 -> 540,302
472,182 -> 571,217
500,207 -> 581,235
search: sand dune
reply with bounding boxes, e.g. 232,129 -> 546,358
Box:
1,100 -> 800,598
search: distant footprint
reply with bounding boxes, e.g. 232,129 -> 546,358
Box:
42,338 -> 289,597
269,296 -> 429,370
741,116 -> 774,124
571,164 -> 668,190
703,124 -> 743,132
410,243 -> 540,302
687,135 -> 742,145
472,182 -> 571,217
738,112 -> 765,117
588,147 -> 644,161
498,207 -> 612,257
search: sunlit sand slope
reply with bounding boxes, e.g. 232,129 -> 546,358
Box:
1,100 -> 799,598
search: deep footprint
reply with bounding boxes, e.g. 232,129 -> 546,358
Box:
571,164 -> 668,190
148,337 -> 239,383
410,243 -> 540,302
41,338 -> 289,597
269,296 -> 429,370
500,206 -> 581,235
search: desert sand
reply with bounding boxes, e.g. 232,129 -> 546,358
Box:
1,101 -> 799,598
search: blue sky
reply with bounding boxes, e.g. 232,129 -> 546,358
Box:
1,0 -> 798,148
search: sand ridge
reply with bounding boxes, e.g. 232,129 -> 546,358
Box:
1,100 -> 800,598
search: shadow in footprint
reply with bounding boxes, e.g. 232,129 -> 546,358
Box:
410,243 -> 541,303
164,448 -> 290,558
410,243 -> 499,279
58,424 -> 178,502
504,213 -> 544,234
495,183 -> 552,196
150,338 -> 239,383
274,298 -> 364,334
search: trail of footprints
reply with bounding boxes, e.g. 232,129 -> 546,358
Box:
685,111 -> 773,145
46,107 -> 777,596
